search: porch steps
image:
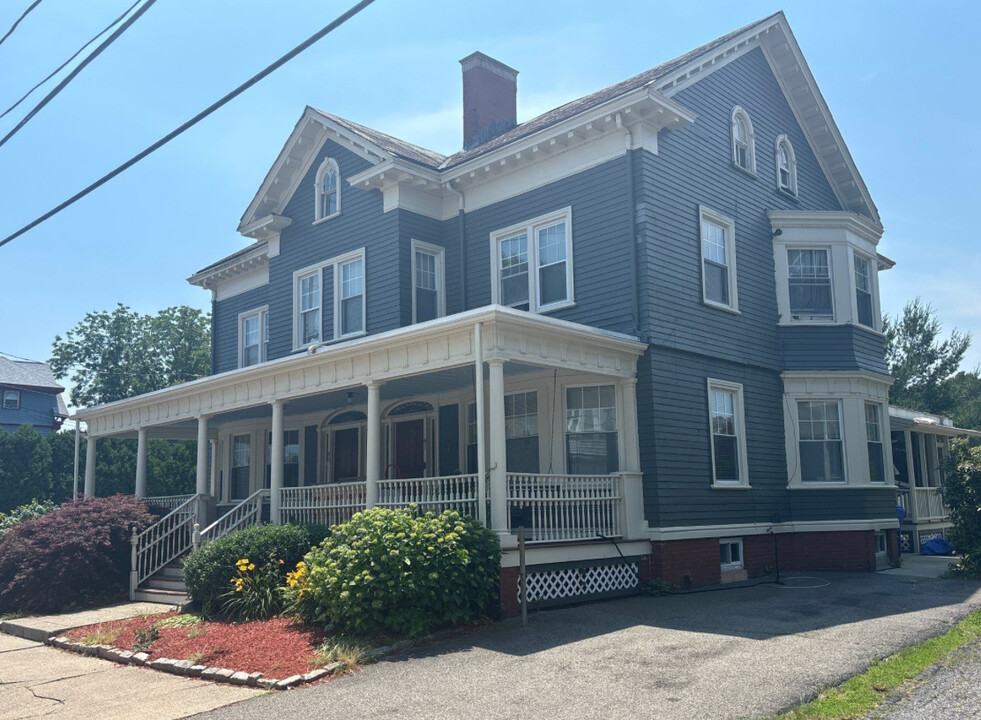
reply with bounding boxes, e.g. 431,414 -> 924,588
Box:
136,560 -> 190,606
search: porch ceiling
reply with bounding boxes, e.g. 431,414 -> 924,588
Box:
75,305 -> 646,438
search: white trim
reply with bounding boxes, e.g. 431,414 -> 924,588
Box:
499,539 -> 651,568
292,261 -> 329,351
490,206 -> 575,314
706,379 -> 750,488
774,134 -> 797,196
730,106 -> 756,174
333,249 -> 367,340
410,239 -> 446,324
698,206 -> 739,312
2,389 -> 21,410
794,398 -> 847,485
719,537 -> 744,570
237,305 -> 269,369
648,517 -> 899,542
290,248 -> 367,351
313,157 -> 341,223
563,382 -> 619,475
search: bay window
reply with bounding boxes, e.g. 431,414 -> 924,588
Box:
865,402 -> 886,483
565,385 -> 618,475
788,248 -> 833,321
854,254 -> 875,328
797,400 -> 845,483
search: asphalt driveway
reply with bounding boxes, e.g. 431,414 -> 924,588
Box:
190,571 -> 981,720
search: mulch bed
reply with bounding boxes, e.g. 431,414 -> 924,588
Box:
66,613 -> 325,678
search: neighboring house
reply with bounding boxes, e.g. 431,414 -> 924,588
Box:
890,406 -> 981,555
75,13 -> 904,606
0,356 -> 68,436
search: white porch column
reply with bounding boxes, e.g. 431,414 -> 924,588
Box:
135,427 -> 148,498
617,377 -> 646,540
619,378 -> 641,472
83,435 -> 97,498
904,430 -> 917,523
365,381 -> 381,508
209,439 -> 219,497
487,359 -> 509,536
474,323 -> 486,525
196,415 -> 210,496
270,401 -> 285,523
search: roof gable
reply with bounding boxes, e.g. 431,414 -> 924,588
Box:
0,357 -> 64,393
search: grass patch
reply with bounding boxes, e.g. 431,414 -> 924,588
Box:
771,609 -> 981,720
79,626 -> 124,646
311,637 -> 369,671
155,613 -> 201,629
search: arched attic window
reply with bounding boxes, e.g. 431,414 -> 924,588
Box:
314,158 -> 340,221
775,134 -> 798,196
730,107 -> 755,173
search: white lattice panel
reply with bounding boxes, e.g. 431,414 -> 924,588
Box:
918,529 -> 946,546
899,532 -> 913,553
521,561 -> 639,604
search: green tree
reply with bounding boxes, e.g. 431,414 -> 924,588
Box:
944,441 -> 981,577
946,371 -> 981,431
0,425 -> 53,513
49,303 -> 210,407
883,299 -> 971,414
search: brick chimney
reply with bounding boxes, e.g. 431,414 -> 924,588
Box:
460,52 -> 518,150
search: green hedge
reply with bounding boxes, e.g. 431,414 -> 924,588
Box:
183,523 -> 327,616
288,507 -> 500,638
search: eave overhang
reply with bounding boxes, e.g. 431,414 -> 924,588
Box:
187,242 -> 269,290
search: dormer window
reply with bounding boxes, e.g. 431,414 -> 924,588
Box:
775,135 -> 797,195
730,106 -> 755,173
314,158 -> 340,222
2,389 -> 20,410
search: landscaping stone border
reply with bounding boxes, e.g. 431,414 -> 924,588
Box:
46,627 -> 459,690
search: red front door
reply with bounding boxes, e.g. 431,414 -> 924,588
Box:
394,419 -> 425,478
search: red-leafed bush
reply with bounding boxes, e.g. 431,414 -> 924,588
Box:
0,495 -> 155,614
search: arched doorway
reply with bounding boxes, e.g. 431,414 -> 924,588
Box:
322,410 -> 366,483
386,401 -> 435,479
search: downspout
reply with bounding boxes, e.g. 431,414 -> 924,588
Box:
445,181 -> 468,310
616,112 -> 641,337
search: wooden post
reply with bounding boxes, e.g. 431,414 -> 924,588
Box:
519,525 -> 528,627
129,526 -> 139,601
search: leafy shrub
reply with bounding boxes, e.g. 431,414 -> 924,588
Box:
183,523 -> 327,616
288,507 -> 500,638
943,441 -> 981,577
0,495 -> 155,614
0,499 -> 56,537
220,554 -> 285,621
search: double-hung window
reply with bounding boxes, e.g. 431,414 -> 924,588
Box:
565,385 -> 619,475
797,400 -> 845,483
239,307 -> 268,368
854,254 -> 875,328
730,107 -> 755,173
505,391 -> 539,473
297,270 -> 321,346
266,429 -> 300,488
775,135 -> 797,195
314,158 -> 340,222
2,389 -> 20,410
708,380 -> 748,486
230,434 -> 251,500
411,240 -> 445,323
788,248 -> 833,321
865,402 -> 886,484
466,402 -> 478,474
700,207 -> 738,310
492,208 -> 573,313
337,255 -> 364,337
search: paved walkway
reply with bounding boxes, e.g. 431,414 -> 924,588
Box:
0,604 -> 260,720
189,571 -> 981,720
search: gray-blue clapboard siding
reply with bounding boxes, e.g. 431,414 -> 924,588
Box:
0,386 -> 62,435
780,325 -> 889,375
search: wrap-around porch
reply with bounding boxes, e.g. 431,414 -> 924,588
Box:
75,308 -> 649,580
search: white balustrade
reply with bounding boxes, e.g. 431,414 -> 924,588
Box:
914,487 -> 948,521
197,489 -> 269,544
376,474 -> 480,516
507,473 -> 623,543
280,482 -> 366,527
130,494 -> 200,599
143,494 -> 195,513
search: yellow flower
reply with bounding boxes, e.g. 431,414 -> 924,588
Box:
247,563 -> 256,571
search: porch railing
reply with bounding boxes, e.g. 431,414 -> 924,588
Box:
280,482 -> 366,527
377,474 -> 480,517
143,494 -> 195,514
914,487 -> 948,521
130,494 -> 200,599
897,489 -> 910,517
507,472 -> 622,543
196,488 -> 269,546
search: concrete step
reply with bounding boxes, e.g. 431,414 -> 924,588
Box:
143,578 -> 187,592
156,566 -> 185,581
133,588 -> 189,606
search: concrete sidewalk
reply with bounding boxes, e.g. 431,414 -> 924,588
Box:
0,604 -> 260,720
1,601 -> 171,642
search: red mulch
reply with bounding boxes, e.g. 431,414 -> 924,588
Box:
66,613 -> 325,678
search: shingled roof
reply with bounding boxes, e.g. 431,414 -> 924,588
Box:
0,356 -> 64,393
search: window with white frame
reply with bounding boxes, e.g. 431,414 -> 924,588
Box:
266,429 -> 300,488
492,208 -> 573,313
314,158 -> 340,221
2,389 -> 20,410
505,391 -> 539,473
296,269 -> 321,346
730,107 -> 755,173
700,207 -> 738,310
708,380 -> 748,486
775,135 -> 797,195
875,531 -> 887,555
788,248 -> 834,321
411,241 -> 444,323
854,254 -> 875,328
565,385 -> 619,475
865,402 -> 886,484
230,434 -> 251,500
336,255 -> 364,337
797,400 -> 845,483
239,307 -> 268,368
720,538 -> 744,569
466,401 -> 478,474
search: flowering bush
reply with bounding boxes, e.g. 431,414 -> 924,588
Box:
0,499 -> 56,537
183,523 -> 327,617
0,495 -> 155,614
287,507 -> 500,638
219,555 -> 285,621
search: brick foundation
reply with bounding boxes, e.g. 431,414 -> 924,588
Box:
499,566 -> 520,616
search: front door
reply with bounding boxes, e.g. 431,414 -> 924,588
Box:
394,419 -> 426,478
332,427 -> 360,482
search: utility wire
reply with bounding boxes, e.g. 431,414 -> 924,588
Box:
0,0 -> 143,121
0,0 -> 156,150
0,0 -> 378,250
0,0 -> 43,48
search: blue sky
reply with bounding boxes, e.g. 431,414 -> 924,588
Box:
1,0 -> 979,389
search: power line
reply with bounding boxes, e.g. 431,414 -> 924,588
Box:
0,0 -> 156,150
0,0 -> 43,48
0,0 -> 378,250
0,0 -> 143,121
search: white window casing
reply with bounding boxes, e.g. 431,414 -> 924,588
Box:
853,253 -> 877,330
314,157 -> 340,223
491,207 -> 575,314
292,248 -> 366,351
720,537 -> 744,569
730,106 -> 756,174
787,248 -> 834,322
411,239 -> 446,323
775,134 -> 797,195
707,379 -> 750,487
699,206 -> 739,312
335,251 -> 366,339
238,306 -> 269,368
2,389 -> 20,410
